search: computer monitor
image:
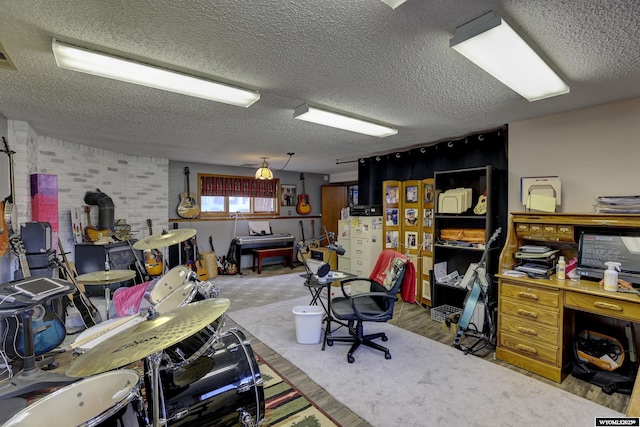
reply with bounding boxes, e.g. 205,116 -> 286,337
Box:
576,230 -> 640,286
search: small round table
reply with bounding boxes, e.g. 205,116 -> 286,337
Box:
75,270 -> 137,320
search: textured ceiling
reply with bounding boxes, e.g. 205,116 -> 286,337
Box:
0,0 -> 638,175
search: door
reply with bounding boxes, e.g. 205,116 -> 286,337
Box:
321,185 -> 348,243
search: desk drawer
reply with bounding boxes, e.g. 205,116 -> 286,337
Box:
499,331 -> 559,365
565,292 -> 640,321
500,282 -> 560,309
499,314 -> 558,346
500,299 -> 559,328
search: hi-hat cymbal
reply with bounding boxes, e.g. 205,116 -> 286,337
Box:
75,269 -> 137,284
132,228 -> 197,250
66,298 -> 231,378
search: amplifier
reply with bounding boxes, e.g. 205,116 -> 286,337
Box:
14,267 -> 58,280
26,250 -> 56,269
20,221 -> 52,254
350,205 -> 383,216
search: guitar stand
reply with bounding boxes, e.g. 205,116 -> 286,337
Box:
0,310 -> 75,399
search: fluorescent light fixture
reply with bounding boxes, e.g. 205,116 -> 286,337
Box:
380,0 -> 408,9
255,158 -> 273,180
450,11 -> 569,102
293,104 -> 398,138
51,39 -> 260,107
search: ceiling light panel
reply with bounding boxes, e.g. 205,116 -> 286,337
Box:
293,104 -> 398,138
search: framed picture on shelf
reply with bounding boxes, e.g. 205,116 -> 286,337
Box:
423,208 -> 433,228
386,230 -> 399,249
423,232 -> 433,252
405,185 -> 418,203
386,208 -> 399,226
424,183 -> 434,204
386,185 -> 399,204
405,231 -> 418,249
281,184 -> 296,206
405,208 -> 418,226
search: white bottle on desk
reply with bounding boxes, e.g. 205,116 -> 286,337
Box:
603,261 -> 621,292
556,256 -> 566,280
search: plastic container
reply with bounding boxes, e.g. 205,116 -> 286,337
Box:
292,306 -> 324,344
556,256 -> 566,280
603,261 -> 621,292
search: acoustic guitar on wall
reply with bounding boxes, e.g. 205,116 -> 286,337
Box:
296,173 -> 311,215
177,166 -> 200,219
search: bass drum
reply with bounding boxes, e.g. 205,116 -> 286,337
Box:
151,329 -> 265,427
3,370 -> 146,427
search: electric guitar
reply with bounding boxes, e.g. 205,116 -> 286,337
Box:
453,227 -> 501,352
144,219 -> 163,276
9,237 -> 66,357
296,219 -> 318,262
177,166 -> 200,219
83,205 -> 111,243
57,239 -> 103,328
296,173 -> 311,215
1,137 -> 17,256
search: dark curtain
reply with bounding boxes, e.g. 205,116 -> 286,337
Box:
358,126 -> 508,207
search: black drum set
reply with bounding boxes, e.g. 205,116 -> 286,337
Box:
2,229 -> 266,427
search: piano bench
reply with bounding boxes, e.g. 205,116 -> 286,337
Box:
251,248 -> 294,274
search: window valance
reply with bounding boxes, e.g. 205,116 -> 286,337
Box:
201,175 -> 280,198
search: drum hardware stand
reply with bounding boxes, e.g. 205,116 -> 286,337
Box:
0,308 -> 76,399
146,350 -> 168,427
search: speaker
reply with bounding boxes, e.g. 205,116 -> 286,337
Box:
20,221 -> 52,254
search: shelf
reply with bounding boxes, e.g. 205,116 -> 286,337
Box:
435,214 -> 486,219
435,243 -> 486,251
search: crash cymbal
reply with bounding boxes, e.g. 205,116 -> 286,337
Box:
132,228 -> 197,250
66,298 -> 231,378
75,269 -> 137,284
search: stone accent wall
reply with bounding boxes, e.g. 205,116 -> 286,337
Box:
7,120 -> 169,262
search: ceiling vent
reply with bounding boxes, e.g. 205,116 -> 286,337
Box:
0,41 -> 16,70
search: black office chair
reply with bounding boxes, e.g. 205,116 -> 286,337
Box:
326,250 -> 410,363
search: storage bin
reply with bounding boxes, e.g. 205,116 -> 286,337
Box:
431,304 -> 462,323
292,306 -> 324,344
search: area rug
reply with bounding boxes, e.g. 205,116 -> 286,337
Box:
259,355 -> 340,427
229,296 -> 625,427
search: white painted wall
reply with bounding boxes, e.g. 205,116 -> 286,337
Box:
508,97 -> 640,213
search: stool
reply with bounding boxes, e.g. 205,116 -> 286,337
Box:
252,248 -> 294,274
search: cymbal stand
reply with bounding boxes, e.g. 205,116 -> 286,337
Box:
146,350 -> 167,427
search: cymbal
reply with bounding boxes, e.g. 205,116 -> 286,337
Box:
66,298 -> 231,377
132,228 -> 197,250
76,269 -> 137,284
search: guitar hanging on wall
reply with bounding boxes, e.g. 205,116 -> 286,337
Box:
144,219 -> 163,277
177,166 -> 200,219
0,137 -> 18,257
296,173 -> 311,215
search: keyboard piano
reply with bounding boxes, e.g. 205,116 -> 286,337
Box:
233,233 -> 295,274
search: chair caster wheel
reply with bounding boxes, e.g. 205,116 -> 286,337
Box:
385,352 -> 391,360
382,336 -> 388,342
348,355 -> 355,364
327,340 -> 333,346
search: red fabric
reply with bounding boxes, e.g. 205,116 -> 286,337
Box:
369,249 -> 416,304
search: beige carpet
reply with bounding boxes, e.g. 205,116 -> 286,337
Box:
229,296 -> 624,427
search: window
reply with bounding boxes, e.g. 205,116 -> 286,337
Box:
198,174 -> 280,218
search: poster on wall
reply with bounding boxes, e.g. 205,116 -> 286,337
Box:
281,185 -> 296,206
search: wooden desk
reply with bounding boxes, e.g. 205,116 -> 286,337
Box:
496,212 -> 640,416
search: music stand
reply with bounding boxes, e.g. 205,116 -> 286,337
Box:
0,279 -> 77,399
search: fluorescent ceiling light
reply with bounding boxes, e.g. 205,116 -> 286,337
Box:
380,0 -> 408,9
450,11 -> 569,102
51,39 -> 260,107
293,104 -> 398,138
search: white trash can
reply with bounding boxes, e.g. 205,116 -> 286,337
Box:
292,305 -> 324,344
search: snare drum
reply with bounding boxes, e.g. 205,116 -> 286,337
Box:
72,315 -> 144,354
3,370 -> 146,427
154,329 -> 265,427
144,265 -> 192,305
153,280 -> 198,314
